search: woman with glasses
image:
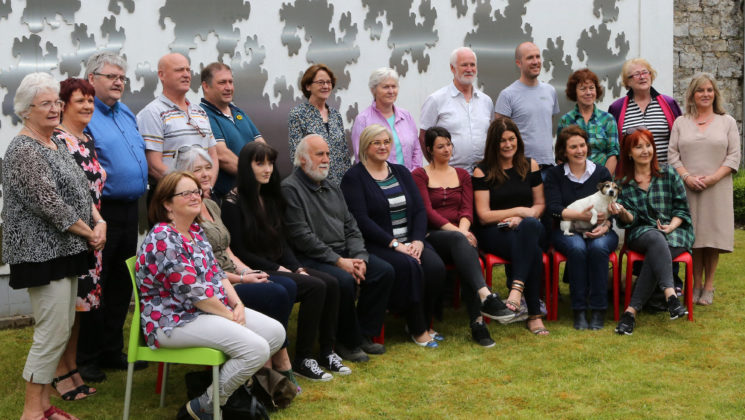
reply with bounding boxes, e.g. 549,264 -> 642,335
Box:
557,69 -> 619,174
608,58 -> 681,166
668,73 -> 741,305
136,171 -> 285,417
341,124 -> 446,348
610,128 -> 691,335
351,67 -> 422,171
4,73 -> 106,420
288,64 -> 350,185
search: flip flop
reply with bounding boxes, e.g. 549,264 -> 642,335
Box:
43,406 -> 78,420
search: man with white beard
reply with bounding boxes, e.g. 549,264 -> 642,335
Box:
419,47 -> 493,174
282,135 -> 394,363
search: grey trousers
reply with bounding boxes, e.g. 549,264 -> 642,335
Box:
24,276 -> 78,383
627,230 -> 686,312
156,307 -> 285,406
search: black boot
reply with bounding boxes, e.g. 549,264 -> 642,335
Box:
589,310 -> 605,330
573,310 -> 589,330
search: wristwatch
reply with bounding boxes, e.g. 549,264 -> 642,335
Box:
391,240 -> 400,249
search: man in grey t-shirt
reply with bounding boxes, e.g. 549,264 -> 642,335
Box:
494,42 -> 559,168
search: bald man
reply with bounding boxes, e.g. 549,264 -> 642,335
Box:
494,42 -> 559,169
137,52 -> 219,184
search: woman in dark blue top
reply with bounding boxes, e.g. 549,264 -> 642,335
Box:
473,117 -> 548,335
544,125 -> 618,331
341,124 -> 445,348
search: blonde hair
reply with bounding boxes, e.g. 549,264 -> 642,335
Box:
357,124 -> 392,164
621,58 -> 657,89
684,72 -> 726,117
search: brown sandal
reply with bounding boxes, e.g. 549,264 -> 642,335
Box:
505,280 -> 524,313
526,315 -> 549,335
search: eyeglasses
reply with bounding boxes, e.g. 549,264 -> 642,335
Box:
172,188 -> 203,199
623,125 -> 649,136
94,72 -> 128,84
30,100 -> 64,111
185,110 -> 207,137
311,80 -> 333,86
371,139 -> 392,147
627,70 -> 650,80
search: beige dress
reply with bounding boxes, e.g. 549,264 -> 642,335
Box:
669,114 -> 741,251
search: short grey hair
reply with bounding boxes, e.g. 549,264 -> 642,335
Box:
293,134 -> 323,167
450,47 -> 477,68
14,72 -> 59,119
85,51 -> 128,78
173,146 -> 213,172
368,67 -> 399,96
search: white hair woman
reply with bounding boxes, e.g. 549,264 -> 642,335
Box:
351,67 -> 422,170
4,72 -> 106,420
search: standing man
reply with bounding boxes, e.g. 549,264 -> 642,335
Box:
419,47 -> 493,174
494,41 -> 560,170
199,62 -> 265,199
78,52 -> 149,381
137,53 -> 218,185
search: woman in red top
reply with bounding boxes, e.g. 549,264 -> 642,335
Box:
412,127 -> 514,348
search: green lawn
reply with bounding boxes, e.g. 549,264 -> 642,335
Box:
2,231 -> 745,419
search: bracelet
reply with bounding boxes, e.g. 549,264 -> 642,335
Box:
296,267 -> 307,274
95,219 -> 106,225
681,173 -> 690,180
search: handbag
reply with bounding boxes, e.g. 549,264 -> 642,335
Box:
182,370 -> 271,420
250,367 -> 298,410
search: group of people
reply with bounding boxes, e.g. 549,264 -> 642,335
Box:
3,40 -> 739,420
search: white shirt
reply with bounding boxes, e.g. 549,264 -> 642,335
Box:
563,159 -> 596,184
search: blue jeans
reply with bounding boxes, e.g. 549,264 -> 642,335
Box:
551,229 -> 618,311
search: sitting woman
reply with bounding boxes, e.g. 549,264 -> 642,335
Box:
173,147 -> 302,389
412,126 -> 514,348
545,125 -> 618,331
135,171 -> 285,417
341,124 -> 445,348
472,117 -> 548,335
221,142 -> 351,380
610,128 -> 691,335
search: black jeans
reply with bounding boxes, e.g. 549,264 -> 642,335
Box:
299,253 -> 394,349
78,199 -> 139,365
427,230 -> 486,322
627,230 -> 686,312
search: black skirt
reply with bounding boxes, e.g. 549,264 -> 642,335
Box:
9,251 -> 92,289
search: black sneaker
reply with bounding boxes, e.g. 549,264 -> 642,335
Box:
667,295 -> 688,320
614,311 -> 635,335
470,320 -> 496,348
481,293 -> 515,323
321,352 -> 351,376
360,336 -> 385,355
294,358 -> 332,382
335,344 -> 370,362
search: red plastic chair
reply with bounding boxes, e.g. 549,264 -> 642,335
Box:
550,248 -> 620,321
449,257 -> 485,310
481,252 -> 551,320
619,244 -> 694,321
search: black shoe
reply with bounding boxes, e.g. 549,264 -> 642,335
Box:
573,310 -> 589,330
667,295 -> 688,320
334,344 -> 369,363
294,358 -> 332,382
320,352 -> 351,376
78,363 -> 106,383
470,321 -> 495,348
589,310 -> 605,330
101,353 -> 148,371
360,336 -> 385,355
480,293 -> 516,323
615,311 -> 635,335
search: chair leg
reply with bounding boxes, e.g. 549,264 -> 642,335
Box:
684,261 -> 694,321
155,362 -> 164,394
122,362 -> 135,420
612,259 -> 620,321
159,363 -> 169,408
212,365 -> 221,420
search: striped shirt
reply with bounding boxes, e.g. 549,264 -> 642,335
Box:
376,170 -> 409,242
621,98 -> 671,163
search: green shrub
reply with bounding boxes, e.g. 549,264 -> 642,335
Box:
734,171 -> 745,225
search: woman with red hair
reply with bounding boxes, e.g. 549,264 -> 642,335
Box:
609,128 -> 692,335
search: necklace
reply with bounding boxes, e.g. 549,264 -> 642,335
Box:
696,114 -> 713,125
60,123 -> 86,140
23,124 -> 56,149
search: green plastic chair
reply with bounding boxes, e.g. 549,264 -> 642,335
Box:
123,256 -> 227,419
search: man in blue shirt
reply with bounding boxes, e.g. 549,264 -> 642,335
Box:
78,52 -> 149,381
199,62 -> 265,198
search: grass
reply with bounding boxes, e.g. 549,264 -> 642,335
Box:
2,231 -> 745,419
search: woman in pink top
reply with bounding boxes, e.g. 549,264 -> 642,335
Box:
412,127 -> 513,348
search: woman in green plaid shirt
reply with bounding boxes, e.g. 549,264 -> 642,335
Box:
610,128 -> 692,335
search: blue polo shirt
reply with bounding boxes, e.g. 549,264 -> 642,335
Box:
200,98 -> 262,196
85,97 -> 148,201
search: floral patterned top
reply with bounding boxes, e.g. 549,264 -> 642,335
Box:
135,222 -> 229,349
288,101 -> 350,185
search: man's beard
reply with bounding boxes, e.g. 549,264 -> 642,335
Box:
303,161 -> 329,182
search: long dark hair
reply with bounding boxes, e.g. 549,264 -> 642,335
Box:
480,117 -> 529,185
235,141 -> 284,259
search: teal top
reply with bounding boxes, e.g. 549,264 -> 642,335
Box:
387,115 -> 405,165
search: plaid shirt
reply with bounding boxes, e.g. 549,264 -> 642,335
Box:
557,105 -> 619,166
618,164 -> 694,249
